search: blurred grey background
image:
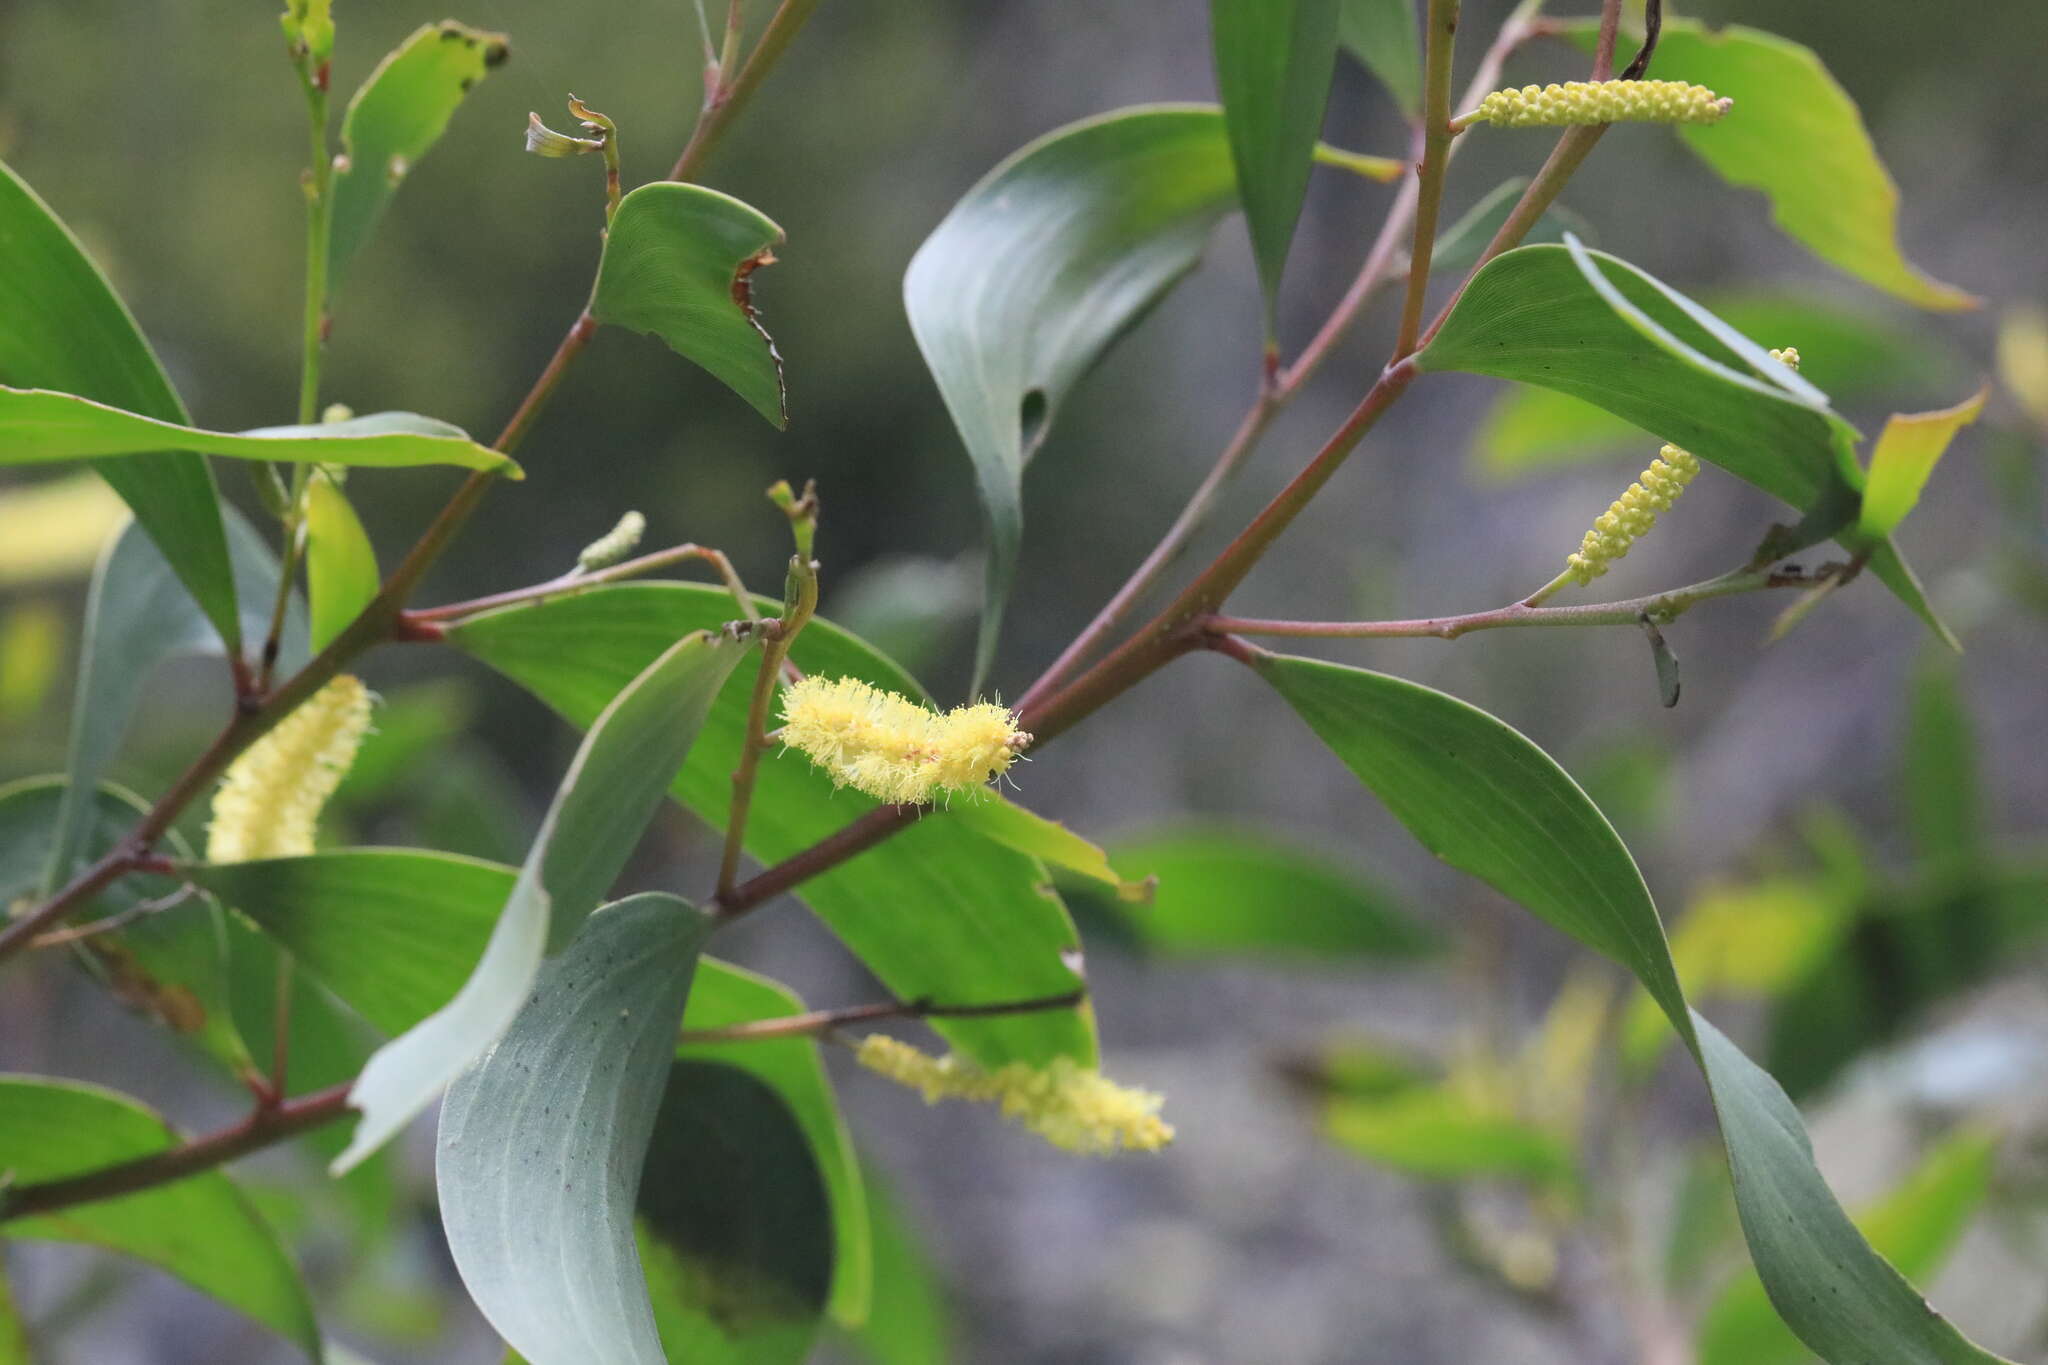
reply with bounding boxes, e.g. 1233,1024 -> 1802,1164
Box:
3,1 -> 2046,1361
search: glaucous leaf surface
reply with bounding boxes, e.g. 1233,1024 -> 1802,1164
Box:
329,21 -> 510,281
191,847 -> 871,1324
592,183 -> 788,428
44,512 -> 305,892
1697,1128 -> 2000,1365
0,159 -> 236,644
1210,0 -> 1340,318
635,1061 -> 835,1365
1336,0 -> 1421,117
904,105 -> 1239,689
1255,651 -> 2009,1364
336,630 -> 743,1170
449,582 -> 1095,1067
303,469 -> 380,652
0,1078 -> 320,1358
437,894 -> 713,1365
0,389 -> 518,475
1567,19 -> 1976,312
1064,823 -> 1436,961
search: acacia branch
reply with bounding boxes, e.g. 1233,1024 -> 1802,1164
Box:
678,988 -> 1087,1044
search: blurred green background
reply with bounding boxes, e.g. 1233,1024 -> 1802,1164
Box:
3,1 -> 2046,1362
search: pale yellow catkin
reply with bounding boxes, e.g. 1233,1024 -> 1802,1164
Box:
855,1034 -> 1175,1156
1462,79 -> 1730,130
206,675 -> 371,862
1564,446 -> 1701,585
779,675 -> 1028,805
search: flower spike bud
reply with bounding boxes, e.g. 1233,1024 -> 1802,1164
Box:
1563,445 -> 1702,586
1453,79 -> 1731,131
1769,346 -> 1801,371
575,510 -> 645,572
779,675 -> 1029,805
855,1035 -> 1175,1156
207,675 -> 371,863
524,111 -> 604,158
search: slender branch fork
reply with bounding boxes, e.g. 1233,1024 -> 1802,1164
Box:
5,0 -> 1688,1218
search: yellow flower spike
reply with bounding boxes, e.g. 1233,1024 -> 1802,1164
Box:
854,1035 -> 1175,1156
1563,445 -> 1701,586
779,675 -> 1028,805
207,675 -> 371,863
1455,79 -> 1730,131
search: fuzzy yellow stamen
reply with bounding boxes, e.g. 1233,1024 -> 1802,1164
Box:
1457,79 -> 1730,130
778,675 -> 1028,805
855,1035 -> 1174,1155
1564,445 -> 1701,586
206,675 -> 371,863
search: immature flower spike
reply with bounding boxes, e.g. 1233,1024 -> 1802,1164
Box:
1768,346 -> 1801,371
207,675 -> 371,863
856,1035 -> 1174,1156
1458,79 -> 1730,130
1564,445 -> 1701,586
779,675 -> 1028,805
576,509 -> 645,571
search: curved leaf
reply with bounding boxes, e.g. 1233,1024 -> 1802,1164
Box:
1860,386 -> 1988,537
330,20 -> 510,281
1069,823 -> 1435,960
45,511 -> 304,894
0,388 -> 518,475
1211,0 -> 1340,318
336,630 -> 744,1171
0,159 -> 236,645
0,1077 -> 319,1358
436,894 -> 712,1365
304,470 -> 380,652
592,183 -> 788,428
448,582 -> 1095,1068
904,105 -> 1239,689
1566,19 -> 1976,312
1253,650 -> 2008,1364
187,847 -> 870,1327
636,1061 -> 835,1364
1337,0 -> 1421,117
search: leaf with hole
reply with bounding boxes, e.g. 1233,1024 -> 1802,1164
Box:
1210,0 -> 1340,321
1565,19 -> 1976,312
448,582 -> 1095,1067
904,105 -> 1239,690
436,893 -> 714,1365
592,183 -> 788,428
0,159 -> 236,645
329,21 -> 510,282
1254,650 -> 2009,1364
0,1078 -> 320,1358
0,389 -> 519,476
335,629 -> 744,1171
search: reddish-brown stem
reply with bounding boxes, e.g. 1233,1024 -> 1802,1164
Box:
713,801 -> 924,919
678,987 -> 1087,1044
0,1083 -> 354,1224
1592,0 -> 1624,81
408,543 -> 757,624
669,0 -> 821,182
1391,0 -> 1460,360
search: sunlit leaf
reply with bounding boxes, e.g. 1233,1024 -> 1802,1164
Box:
437,894 -> 714,1365
1567,19 -> 1977,312
592,183 -> 788,428
949,798 -> 1147,902
1860,386 -> 1988,537
329,21 -> 510,281
336,630 -> 744,1170
0,1078 -> 320,1357
449,583 -> 1095,1068
302,469 -> 380,652
904,105 -> 1238,689
1210,0 -> 1340,319
0,159 -> 236,645
0,389 -> 519,475
1254,650 -> 2009,1364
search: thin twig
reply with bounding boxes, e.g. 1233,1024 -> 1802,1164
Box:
406,543 -> 758,625
678,988 -> 1087,1045
21,886 -> 192,951
1392,0 -> 1461,360
719,555 -> 816,899
669,0 -> 822,183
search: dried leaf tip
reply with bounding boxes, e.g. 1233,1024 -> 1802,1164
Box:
207,675 -> 371,863
1564,445 -> 1701,586
779,675 -> 1029,805
1454,80 -> 1730,131
856,1035 -> 1174,1155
